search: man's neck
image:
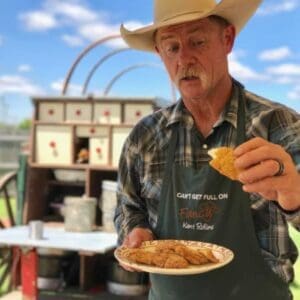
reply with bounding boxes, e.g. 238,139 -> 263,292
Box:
183,77 -> 233,137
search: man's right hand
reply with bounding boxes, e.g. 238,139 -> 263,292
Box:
120,227 -> 154,272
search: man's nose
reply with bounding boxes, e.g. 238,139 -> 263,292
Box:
177,45 -> 196,66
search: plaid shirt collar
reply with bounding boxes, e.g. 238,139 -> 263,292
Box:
165,79 -> 242,130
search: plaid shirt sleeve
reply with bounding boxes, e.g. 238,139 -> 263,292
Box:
114,121 -> 157,245
267,107 -> 300,228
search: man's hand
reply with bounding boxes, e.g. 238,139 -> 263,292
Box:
234,137 -> 300,211
120,227 -> 154,272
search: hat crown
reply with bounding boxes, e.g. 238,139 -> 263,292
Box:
154,0 -> 217,22
121,0 -> 262,52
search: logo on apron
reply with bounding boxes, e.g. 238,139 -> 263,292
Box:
177,192 -> 229,231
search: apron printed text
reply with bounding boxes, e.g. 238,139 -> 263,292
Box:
179,203 -> 219,222
182,222 -> 214,230
177,193 -> 228,231
176,192 -> 228,201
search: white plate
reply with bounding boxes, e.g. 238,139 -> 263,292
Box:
114,240 -> 234,275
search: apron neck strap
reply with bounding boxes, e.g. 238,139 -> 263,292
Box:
236,86 -> 246,146
164,125 -> 178,176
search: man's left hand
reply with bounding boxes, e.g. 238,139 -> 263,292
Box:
234,137 -> 300,211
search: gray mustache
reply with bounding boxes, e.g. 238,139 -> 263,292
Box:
177,67 -> 201,81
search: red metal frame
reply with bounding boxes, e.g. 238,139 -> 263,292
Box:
21,248 -> 38,300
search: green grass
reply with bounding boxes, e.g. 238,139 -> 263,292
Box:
0,197 -> 16,222
0,197 -> 16,295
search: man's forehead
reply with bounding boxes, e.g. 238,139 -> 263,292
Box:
157,18 -> 211,37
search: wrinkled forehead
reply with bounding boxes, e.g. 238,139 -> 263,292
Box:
155,17 -> 212,41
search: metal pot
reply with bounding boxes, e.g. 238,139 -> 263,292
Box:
37,248 -> 75,290
107,259 -> 149,296
107,259 -> 148,285
38,255 -> 62,278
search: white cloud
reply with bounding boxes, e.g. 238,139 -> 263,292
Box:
18,0 -> 124,48
122,21 -> 150,31
78,22 -> 119,41
46,0 -> 98,23
61,34 -> 85,47
18,64 -> 32,73
266,64 -> 300,76
230,49 -> 247,59
19,11 -> 58,31
287,85 -> 300,100
274,76 -> 297,84
19,0 -> 99,32
77,22 -> 127,48
265,64 -> 300,101
229,53 -> 268,81
258,46 -> 292,61
51,79 -> 83,95
258,0 -> 299,15
0,75 -> 44,95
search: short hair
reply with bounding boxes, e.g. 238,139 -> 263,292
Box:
153,15 -> 232,46
208,15 -> 231,28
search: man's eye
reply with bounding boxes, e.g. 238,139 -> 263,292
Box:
192,40 -> 204,47
166,44 -> 179,54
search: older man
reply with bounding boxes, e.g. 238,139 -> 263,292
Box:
114,1 -> 300,299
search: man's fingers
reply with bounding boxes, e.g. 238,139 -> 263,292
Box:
234,137 -> 265,156
237,159 -> 285,183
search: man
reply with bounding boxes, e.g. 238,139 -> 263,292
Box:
114,0 -> 300,299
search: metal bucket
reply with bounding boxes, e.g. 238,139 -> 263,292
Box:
107,259 -> 149,296
100,180 -> 117,232
64,196 -> 96,232
37,248 -> 73,291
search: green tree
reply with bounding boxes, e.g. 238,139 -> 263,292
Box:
18,119 -> 32,130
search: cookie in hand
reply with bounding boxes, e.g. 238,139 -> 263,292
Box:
208,147 -> 239,181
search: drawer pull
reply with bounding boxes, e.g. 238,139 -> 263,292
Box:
104,110 -> 111,117
90,128 -> 96,134
96,147 -> 102,154
135,110 -> 142,117
49,141 -> 56,148
76,109 -> 81,116
48,109 -> 54,115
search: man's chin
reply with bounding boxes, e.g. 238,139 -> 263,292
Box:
180,91 -> 205,102
179,82 -> 204,97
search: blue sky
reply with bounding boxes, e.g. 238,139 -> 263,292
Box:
0,0 -> 300,124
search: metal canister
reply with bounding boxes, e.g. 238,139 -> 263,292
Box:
28,220 -> 44,240
100,180 -> 117,232
64,196 -> 96,232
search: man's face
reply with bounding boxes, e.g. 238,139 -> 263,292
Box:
155,17 -> 235,102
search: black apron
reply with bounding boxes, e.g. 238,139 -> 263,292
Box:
149,92 -> 291,300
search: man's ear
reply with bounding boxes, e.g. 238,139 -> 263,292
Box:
224,24 -> 236,53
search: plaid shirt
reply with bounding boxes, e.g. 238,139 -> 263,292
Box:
115,80 -> 300,283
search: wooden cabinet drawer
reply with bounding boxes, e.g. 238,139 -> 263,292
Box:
112,127 -> 132,167
76,126 -> 109,137
66,103 -> 92,122
124,103 -> 153,124
38,102 -> 64,122
89,136 -> 109,165
94,103 -> 121,124
35,125 -> 73,164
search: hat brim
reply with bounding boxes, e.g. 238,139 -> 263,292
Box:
121,0 -> 262,52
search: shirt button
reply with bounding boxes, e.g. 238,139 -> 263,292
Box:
202,144 -> 208,149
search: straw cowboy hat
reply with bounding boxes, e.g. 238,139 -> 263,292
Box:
120,0 -> 262,52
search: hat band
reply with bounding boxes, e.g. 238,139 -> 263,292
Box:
159,10 -> 207,23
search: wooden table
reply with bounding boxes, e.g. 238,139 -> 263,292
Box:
0,224 -> 117,300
